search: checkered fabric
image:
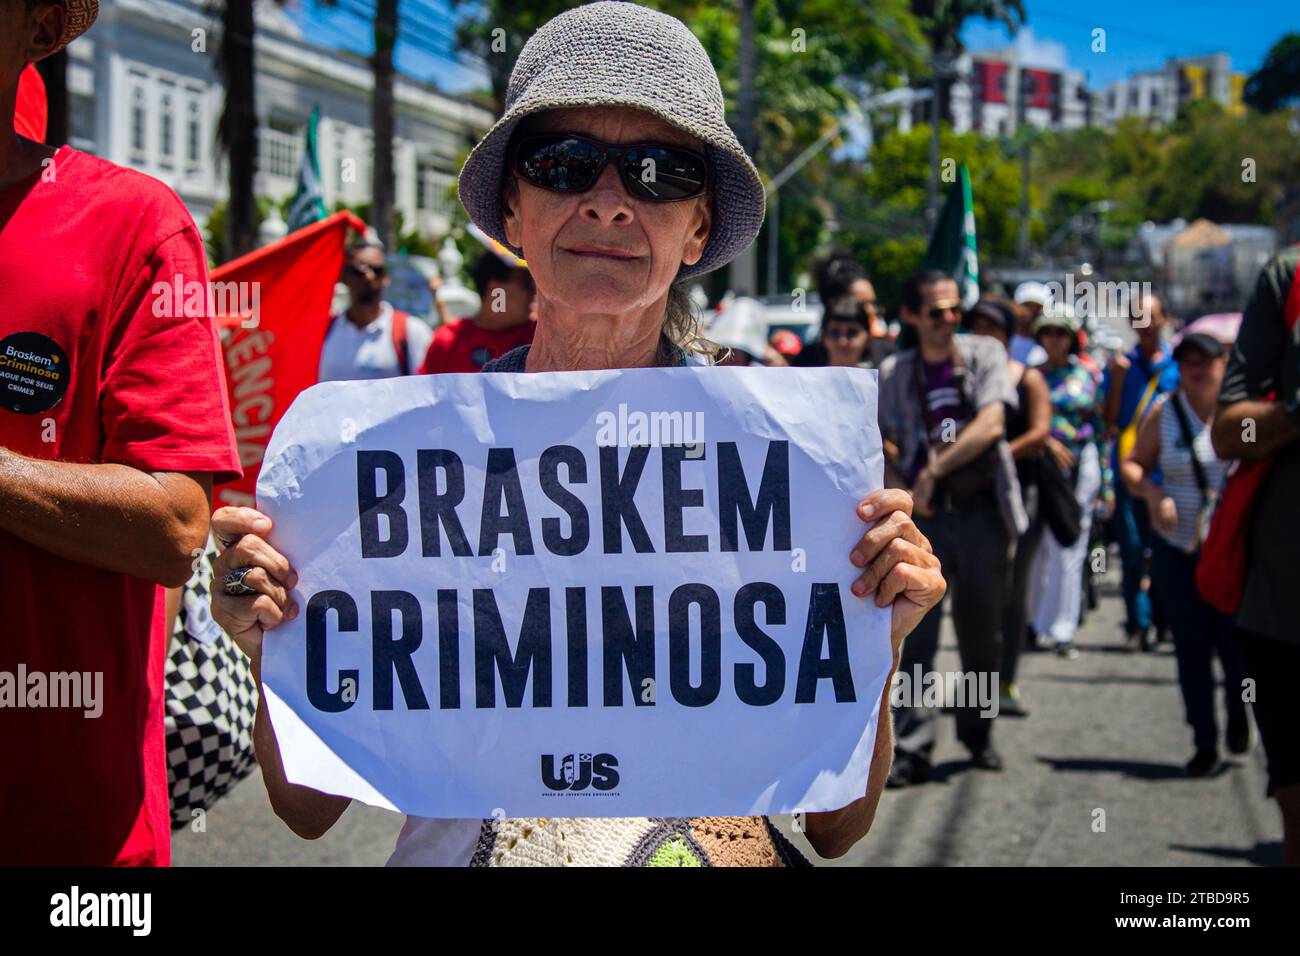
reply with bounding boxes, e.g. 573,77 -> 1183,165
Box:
164,539 -> 258,830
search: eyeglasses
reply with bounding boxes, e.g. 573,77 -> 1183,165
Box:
346,264 -> 387,279
514,133 -> 710,202
927,304 -> 960,319
824,325 -> 867,341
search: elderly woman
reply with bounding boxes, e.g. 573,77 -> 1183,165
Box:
211,2 -> 944,867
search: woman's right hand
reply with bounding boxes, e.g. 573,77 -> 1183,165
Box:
210,506 -> 300,666
1150,493 -> 1179,533
1047,436 -> 1075,473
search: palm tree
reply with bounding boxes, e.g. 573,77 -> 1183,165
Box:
450,0 -> 578,114
370,0 -> 399,250
216,0 -> 259,260
910,1 -> 1025,221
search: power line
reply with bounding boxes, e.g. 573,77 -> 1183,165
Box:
1028,3 -> 1246,60
306,0 -> 489,73
327,0 -> 459,46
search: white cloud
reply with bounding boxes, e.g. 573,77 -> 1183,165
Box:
1006,26 -> 1070,72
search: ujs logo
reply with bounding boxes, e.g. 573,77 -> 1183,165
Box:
542,752 -> 619,792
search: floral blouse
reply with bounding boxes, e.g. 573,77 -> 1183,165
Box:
1041,357 -> 1114,502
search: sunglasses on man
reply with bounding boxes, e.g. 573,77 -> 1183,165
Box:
345,263 -> 387,279
926,303 -> 960,320
514,133 -> 711,202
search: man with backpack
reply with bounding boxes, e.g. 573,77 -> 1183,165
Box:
317,238 -> 433,382
1211,245 -> 1300,867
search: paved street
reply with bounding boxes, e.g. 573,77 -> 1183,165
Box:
173,562 -> 1281,867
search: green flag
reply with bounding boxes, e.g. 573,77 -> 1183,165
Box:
286,105 -> 328,233
921,163 -> 979,309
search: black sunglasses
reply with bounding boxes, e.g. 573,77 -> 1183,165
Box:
514,133 -> 710,202
824,324 -> 867,341
346,264 -> 387,279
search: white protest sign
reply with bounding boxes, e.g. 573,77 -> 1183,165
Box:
257,365 -> 890,819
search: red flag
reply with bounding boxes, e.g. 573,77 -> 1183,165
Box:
212,210 -> 367,509
15,65 -> 47,141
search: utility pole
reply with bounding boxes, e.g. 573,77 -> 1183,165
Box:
1009,40 -> 1030,266
764,100 -> 869,295
927,49 -> 943,224
1017,139 -> 1030,265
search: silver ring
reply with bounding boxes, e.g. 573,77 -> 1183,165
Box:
223,567 -> 258,596
216,532 -> 241,550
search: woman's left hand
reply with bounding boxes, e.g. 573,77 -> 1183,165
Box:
848,489 -> 946,653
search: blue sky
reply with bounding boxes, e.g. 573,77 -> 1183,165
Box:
288,0 -> 1299,95
288,0 -> 478,92
961,0 -> 1297,87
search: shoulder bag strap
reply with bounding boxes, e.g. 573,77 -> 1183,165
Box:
1168,392 -> 1209,505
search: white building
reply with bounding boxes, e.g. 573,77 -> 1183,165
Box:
66,0 -> 495,243
886,48 -> 1091,137
1102,54 -> 1245,126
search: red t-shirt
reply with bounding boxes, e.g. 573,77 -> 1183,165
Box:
0,147 -> 241,866
418,316 -> 535,374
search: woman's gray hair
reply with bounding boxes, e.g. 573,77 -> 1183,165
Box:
664,282 -> 721,362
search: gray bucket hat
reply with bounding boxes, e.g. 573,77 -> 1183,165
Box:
457,1 -> 766,280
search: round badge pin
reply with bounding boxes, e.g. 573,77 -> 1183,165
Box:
0,331 -> 70,415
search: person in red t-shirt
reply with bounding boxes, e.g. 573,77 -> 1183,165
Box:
419,251 -> 536,373
0,1 -> 241,866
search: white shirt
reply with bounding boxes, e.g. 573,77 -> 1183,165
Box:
317,301 -> 434,383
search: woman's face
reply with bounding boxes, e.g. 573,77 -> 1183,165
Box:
823,319 -> 868,367
967,315 -> 1008,349
1178,348 -> 1226,394
1037,326 -> 1073,364
501,107 -> 713,318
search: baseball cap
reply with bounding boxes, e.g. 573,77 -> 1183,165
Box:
1173,331 -> 1226,361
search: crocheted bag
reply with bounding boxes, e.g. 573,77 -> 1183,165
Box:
469,816 -> 811,867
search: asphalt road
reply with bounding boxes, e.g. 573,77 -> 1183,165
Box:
173,563 -> 1281,867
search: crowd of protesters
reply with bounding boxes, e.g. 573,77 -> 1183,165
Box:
707,249 -> 1300,868
315,236 -> 1300,858
3,0 -> 1297,870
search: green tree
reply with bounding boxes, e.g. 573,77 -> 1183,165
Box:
1244,34 -> 1300,113
827,125 -> 1031,306
909,0 -> 1026,218
663,1 -> 928,294
447,1 -> 929,296
450,0 -> 582,113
